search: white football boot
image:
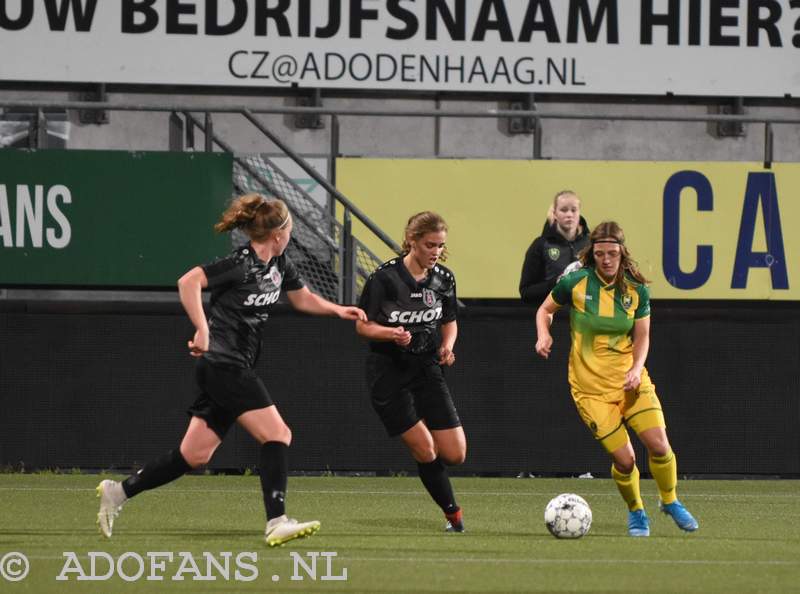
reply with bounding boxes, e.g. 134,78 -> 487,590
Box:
265,514 -> 320,547
96,479 -> 127,538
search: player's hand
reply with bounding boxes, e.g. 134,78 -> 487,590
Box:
338,305 -> 367,321
188,327 -> 209,357
391,326 -> 412,346
535,335 -> 553,359
438,345 -> 456,366
623,367 -> 643,391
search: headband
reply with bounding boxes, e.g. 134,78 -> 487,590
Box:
276,213 -> 291,229
592,238 -> 623,245
257,195 -> 290,230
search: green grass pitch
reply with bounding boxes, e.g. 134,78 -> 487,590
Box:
0,474 -> 798,593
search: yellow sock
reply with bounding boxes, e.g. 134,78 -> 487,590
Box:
611,464 -> 643,511
649,450 -> 678,504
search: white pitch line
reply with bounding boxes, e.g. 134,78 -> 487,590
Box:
0,486 -> 797,499
334,557 -> 800,567
18,555 -> 800,567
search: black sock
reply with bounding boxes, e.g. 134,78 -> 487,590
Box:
260,441 -> 288,521
121,449 -> 191,498
417,458 -> 459,514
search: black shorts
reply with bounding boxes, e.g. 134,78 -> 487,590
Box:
366,353 -> 461,437
187,357 -> 273,440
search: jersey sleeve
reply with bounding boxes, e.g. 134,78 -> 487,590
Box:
358,274 -> 385,321
441,276 -> 457,323
281,255 -> 305,291
634,284 -> 651,319
550,273 -> 574,306
201,255 -> 245,289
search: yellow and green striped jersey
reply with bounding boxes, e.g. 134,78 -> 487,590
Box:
551,267 -> 651,395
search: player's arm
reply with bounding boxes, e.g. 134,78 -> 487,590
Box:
624,317 -> 650,391
353,272 -> 411,346
177,266 -> 210,357
535,295 -> 561,359
285,286 -> 366,321
355,320 -> 412,347
438,320 -> 457,366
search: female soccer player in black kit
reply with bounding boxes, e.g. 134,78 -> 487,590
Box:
96,193 -> 366,546
356,211 -> 467,532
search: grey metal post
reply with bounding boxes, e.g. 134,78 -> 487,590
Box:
168,112 -> 184,151
186,116 -> 196,150
329,115 -> 341,276
342,209 -> 356,304
329,114 -> 339,219
434,95 -> 441,157
204,112 -> 213,152
764,122 -> 774,169
533,117 -> 542,159
28,111 -> 39,147
35,109 -> 48,148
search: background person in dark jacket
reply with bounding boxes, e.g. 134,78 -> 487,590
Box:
519,190 -> 590,305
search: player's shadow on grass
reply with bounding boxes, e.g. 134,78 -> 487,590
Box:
0,529 -> 102,536
352,517 -> 438,531
0,529 -> 255,539
346,518 -> 553,538
119,529 -> 257,539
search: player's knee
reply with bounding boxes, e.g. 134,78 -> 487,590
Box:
183,448 -> 214,468
410,444 -> 437,463
443,452 -> 465,466
259,424 -> 291,446
441,447 -> 466,466
614,461 -> 635,475
648,442 -> 670,458
642,432 -> 671,457
613,454 -> 636,475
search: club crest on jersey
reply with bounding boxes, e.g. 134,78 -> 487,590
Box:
422,289 -> 436,308
269,266 -> 282,286
548,247 -> 560,261
621,294 -> 633,310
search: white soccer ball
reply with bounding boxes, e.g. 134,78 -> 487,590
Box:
544,493 -> 592,539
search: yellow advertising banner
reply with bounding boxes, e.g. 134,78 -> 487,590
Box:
337,159 -> 798,300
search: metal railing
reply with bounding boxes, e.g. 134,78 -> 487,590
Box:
0,100 -> 413,303
1,98 -> 798,301
2,98 -> 798,163
180,111 -> 378,303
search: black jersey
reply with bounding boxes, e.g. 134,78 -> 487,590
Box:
201,245 -> 304,368
359,257 -> 457,360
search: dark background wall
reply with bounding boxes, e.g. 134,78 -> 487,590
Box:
1,301 -> 798,476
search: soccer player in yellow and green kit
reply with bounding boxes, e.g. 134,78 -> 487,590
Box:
535,221 -> 698,537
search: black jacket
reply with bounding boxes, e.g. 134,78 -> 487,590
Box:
519,217 -> 590,305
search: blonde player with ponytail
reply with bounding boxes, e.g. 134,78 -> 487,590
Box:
96,193 -> 365,547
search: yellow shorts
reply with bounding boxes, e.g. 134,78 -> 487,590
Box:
571,370 -> 665,453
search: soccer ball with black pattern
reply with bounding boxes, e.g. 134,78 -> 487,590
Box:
544,493 -> 592,539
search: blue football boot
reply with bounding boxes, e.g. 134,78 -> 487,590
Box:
660,500 -> 699,532
628,509 -> 650,537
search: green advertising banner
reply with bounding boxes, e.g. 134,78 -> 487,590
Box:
0,150 -> 233,287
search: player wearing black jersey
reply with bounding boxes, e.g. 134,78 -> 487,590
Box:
96,193 -> 366,546
356,211 -> 467,532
